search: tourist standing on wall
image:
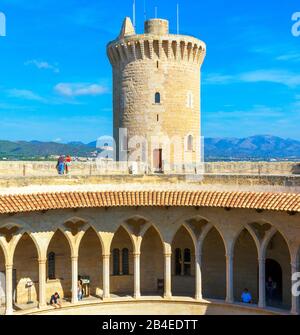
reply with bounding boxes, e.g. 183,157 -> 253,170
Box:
56,156 -> 65,175
65,155 -> 72,174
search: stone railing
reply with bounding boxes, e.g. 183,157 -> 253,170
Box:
0,161 -> 299,178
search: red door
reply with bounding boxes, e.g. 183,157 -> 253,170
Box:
153,149 -> 163,172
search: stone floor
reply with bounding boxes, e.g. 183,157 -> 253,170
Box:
1,296 -> 290,316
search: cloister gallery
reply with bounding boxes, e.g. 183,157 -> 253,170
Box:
0,190 -> 299,315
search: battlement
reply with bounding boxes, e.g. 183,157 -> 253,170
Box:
107,17 -> 206,67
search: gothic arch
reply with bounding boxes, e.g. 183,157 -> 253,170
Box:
110,226 -> 134,296
78,227 -> 103,298
140,225 -> 164,295
202,226 -> 226,299
233,228 -> 259,303
265,230 -> 291,309
13,232 -> 39,305
46,229 -> 72,300
171,225 -> 195,297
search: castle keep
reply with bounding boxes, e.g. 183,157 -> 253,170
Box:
0,17 -> 299,316
107,18 -> 206,172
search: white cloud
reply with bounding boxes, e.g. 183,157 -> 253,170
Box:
239,70 -> 300,87
204,69 -> 300,87
276,53 -> 300,62
7,89 -> 46,102
25,60 -> 60,73
54,83 -> 109,97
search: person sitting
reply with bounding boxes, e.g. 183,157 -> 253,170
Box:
241,288 -> 252,304
50,292 -> 62,308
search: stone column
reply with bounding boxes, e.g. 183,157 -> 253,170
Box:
164,252 -> 172,299
195,251 -> 202,300
258,257 -> 266,308
225,253 -> 234,303
71,256 -> 78,304
103,254 -> 110,300
133,252 -> 141,298
38,259 -> 47,308
5,264 -> 13,315
291,262 -> 299,315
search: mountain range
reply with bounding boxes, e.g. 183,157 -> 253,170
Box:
0,135 -> 299,161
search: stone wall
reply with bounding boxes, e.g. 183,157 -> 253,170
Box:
0,161 -> 299,179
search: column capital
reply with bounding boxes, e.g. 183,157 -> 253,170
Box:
5,263 -> 13,269
258,257 -> 266,263
164,252 -> 172,257
71,255 -> 78,261
38,259 -> 47,265
133,252 -> 141,257
103,253 -> 110,259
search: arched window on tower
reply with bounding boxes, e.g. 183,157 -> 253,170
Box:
122,248 -> 129,275
113,249 -> 120,275
48,252 -> 56,280
175,248 -> 182,275
187,135 -> 193,151
187,91 -> 194,108
155,92 -> 161,104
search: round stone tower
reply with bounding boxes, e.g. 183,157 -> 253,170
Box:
107,17 -> 206,172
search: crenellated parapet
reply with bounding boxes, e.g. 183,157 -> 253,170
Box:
108,36 -> 206,67
107,18 -> 206,67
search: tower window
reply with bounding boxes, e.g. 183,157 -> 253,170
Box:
48,252 -> 56,280
155,92 -> 161,104
187,91 -> 194,108
187,135 -> 193,151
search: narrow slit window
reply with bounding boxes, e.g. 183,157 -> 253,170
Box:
48,252 -> 56,280
122,248 -> 129,275
175,248 -> 182,275
155,92 -> 161,104
113,249 -> 120,275
183,248 -> 191,276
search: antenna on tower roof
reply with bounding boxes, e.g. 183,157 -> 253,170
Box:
177,2 -> 180,34
133,0 -> 136,29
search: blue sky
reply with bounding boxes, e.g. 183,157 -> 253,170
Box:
0,0 -> 299,143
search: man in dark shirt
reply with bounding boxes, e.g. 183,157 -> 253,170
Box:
50,292 -> 62,308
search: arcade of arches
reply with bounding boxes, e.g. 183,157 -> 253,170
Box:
0,206 -> 299,315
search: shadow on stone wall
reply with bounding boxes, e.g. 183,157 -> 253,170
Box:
292,164 -> 300,175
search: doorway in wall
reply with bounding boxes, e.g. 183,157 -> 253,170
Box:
153,149 -> 163,173
265,258 -> 282,307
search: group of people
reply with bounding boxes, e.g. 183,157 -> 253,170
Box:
241,276 -> 277,304
56,155 -> 72,175
50,276 -> 278,308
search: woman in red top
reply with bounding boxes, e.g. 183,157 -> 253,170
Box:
65,155 -> 72,174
